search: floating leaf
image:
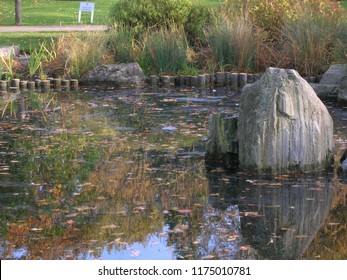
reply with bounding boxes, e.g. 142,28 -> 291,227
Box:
202,255 -> 215,260
295,235 -> 309,238
30,228 -> 43,232
281,227 -> 296,232
177,209 -> 191,214
239,245 -> 251,251
130,249 -> 141,257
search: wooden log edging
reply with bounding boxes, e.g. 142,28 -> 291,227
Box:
0,78 -> 79,93
148,72 -> 320,89
0,74 -> 321,93
147,72 -> 264,88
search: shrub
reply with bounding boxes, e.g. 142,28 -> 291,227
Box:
109,0 -> 211,40
222,0 -> 345,40
110,0 -> 192,30
141,26 -> 188,74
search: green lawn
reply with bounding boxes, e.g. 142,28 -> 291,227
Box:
0,0 -> 223,26
0,0 -> 223,52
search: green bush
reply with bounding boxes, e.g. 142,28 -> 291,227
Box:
222,0 -> 346,40
109,0 -> 191,30
222,0 -> 298,40
109,0 -> 211,40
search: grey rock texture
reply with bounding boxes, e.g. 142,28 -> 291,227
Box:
319,64 -> 347,85
238,67 -> 334,174
337,76 -> 347,104
80,63 -> 146,87
309,83 -> 337,99
205,113 -> 238,161
316,64 -> 347,102
0,46 -> 20,58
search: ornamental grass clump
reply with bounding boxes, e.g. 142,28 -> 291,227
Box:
109,24 -> 138,63
205,13 -> 258,72
142,27 -> 188,74
56,32 -> 107,78
281,17 -> 338,76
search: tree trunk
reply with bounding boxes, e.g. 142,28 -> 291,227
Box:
15,0 -> 22,26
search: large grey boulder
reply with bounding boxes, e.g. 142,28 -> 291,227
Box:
319,64 -> 347,85
309,83 -> 337,99
0,46 -> 20,58
238,67 -> 334,174
316,64 -> 347,102
80,62 -> 146,87
337,76 -> 347,104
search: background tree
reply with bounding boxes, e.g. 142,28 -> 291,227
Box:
15,0 -> 22,26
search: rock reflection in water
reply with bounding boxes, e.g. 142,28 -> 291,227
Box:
207,171 -> 334,259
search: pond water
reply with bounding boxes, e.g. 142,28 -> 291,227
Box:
0,86 -> 346,260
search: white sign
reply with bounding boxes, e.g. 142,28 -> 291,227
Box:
78,2 -> 95,23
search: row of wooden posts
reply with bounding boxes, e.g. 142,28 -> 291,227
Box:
0,73 -> 320,93
0,78 -> 79,93
148,72 -> 264,89
149,72 -> 319,88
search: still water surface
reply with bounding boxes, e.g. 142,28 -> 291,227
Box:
0,86 -> 346,260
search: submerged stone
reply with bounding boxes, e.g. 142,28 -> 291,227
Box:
238,67 -> 334,174
205,113 -> 238,163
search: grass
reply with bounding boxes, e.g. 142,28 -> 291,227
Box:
142,26 -> 188,74
0,0 -> 223,53
0,0 -> 223,26
0,32 -> 62,53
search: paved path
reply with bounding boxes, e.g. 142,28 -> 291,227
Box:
0,25 -> 109,32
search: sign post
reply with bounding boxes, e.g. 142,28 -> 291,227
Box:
78,2 -> 95,23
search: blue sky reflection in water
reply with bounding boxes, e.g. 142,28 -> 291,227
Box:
0,86 -> 346,260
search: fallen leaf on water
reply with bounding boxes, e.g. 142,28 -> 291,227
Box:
244,211 -> 262,217
202,255 -> 215,260
130,249 -> 141,257
281,228 -> 296,232
295,235 -> 309,238
327,223 -> 340,226
101,224 -> 119,229
177,209 -> 191,214
211,168 -> 225,173
30,228 -> 43,232
209,193 -> 220,197
227,234 -> 239,241
239,246 -> 251,251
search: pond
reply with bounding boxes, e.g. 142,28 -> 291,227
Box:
0,86 -> 346,260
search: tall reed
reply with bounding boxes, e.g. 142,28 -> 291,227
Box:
205,13 -> 258,72
109,24 -> 137,63
56,32 -> 107,78
0,53 -> 15,79
142,26 -> 188,74
281,16 -> 339,76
